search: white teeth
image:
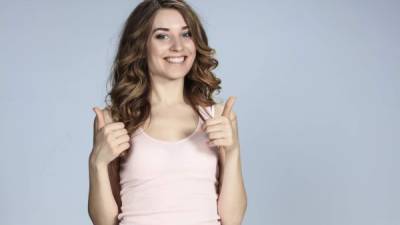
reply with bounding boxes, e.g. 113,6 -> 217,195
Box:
165,56 -> 185,64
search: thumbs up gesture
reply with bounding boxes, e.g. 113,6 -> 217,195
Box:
89,107 -> 131,167
202,96 -> 240,158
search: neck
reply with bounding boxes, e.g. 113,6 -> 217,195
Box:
149,76 -> 188,107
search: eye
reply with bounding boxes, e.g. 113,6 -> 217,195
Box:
183,31 -> 192,38
155,34 -> 168,40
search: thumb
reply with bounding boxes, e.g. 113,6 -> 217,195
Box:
93,107 -> 105,130
221,96 -> 236,117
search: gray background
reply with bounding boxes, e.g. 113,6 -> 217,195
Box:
1,0 -> 399,225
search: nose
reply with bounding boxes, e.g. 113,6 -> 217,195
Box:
170,36 -> 183,51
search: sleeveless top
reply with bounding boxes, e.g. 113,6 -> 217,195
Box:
117,104 -> 221,225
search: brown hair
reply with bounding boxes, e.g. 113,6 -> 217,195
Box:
104,0 -> 221,160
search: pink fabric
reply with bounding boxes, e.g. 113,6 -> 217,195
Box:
117,104 -> 221,225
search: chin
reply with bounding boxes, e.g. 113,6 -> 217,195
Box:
163,64 -> 194,79
164,70 -> 191,79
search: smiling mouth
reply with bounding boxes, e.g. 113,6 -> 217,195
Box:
164,56 -> 187,64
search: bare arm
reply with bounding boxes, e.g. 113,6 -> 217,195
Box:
88,113 -> 121,225
214,103 -> 247,225
217,150 -> 247,225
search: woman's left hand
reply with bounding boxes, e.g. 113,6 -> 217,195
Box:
202,96 -> 240,156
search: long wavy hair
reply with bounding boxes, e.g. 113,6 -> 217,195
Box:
104,0 -> 221,161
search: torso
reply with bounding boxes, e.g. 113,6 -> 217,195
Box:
117,102 -> 223,225
141,103 -> 210,142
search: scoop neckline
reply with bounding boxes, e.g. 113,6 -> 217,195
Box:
138,115 -> 201,145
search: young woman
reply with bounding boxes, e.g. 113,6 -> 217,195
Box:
88,1 -> 247,225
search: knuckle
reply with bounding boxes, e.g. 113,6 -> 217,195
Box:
111,148 -> 118,155
121,143 -> 130,150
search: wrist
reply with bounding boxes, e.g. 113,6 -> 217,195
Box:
89,152 -> 108,170
227,149 -> 241,162
226,146 -> 240,156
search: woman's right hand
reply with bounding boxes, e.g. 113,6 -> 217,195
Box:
90,106 -> 131,167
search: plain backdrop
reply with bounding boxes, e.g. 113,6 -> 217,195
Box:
1,0 -> 399,225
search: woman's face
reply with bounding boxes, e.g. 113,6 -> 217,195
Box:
146,9 -> 196,80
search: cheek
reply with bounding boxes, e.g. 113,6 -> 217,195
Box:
148,40 -> 167,57
187,41 -> 196,54
187,53 -> 196,66
185,42 -> 196,62
147,46 -> 166,67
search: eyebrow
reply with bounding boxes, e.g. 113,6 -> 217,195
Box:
152,26 -> 189,34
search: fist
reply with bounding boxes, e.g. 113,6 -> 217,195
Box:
202,96 -> 240,156
89,107 -> 130,167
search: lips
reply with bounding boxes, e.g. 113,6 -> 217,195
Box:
164,56 -> 187,64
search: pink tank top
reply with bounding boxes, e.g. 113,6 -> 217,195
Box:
117,104 -> 221,225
